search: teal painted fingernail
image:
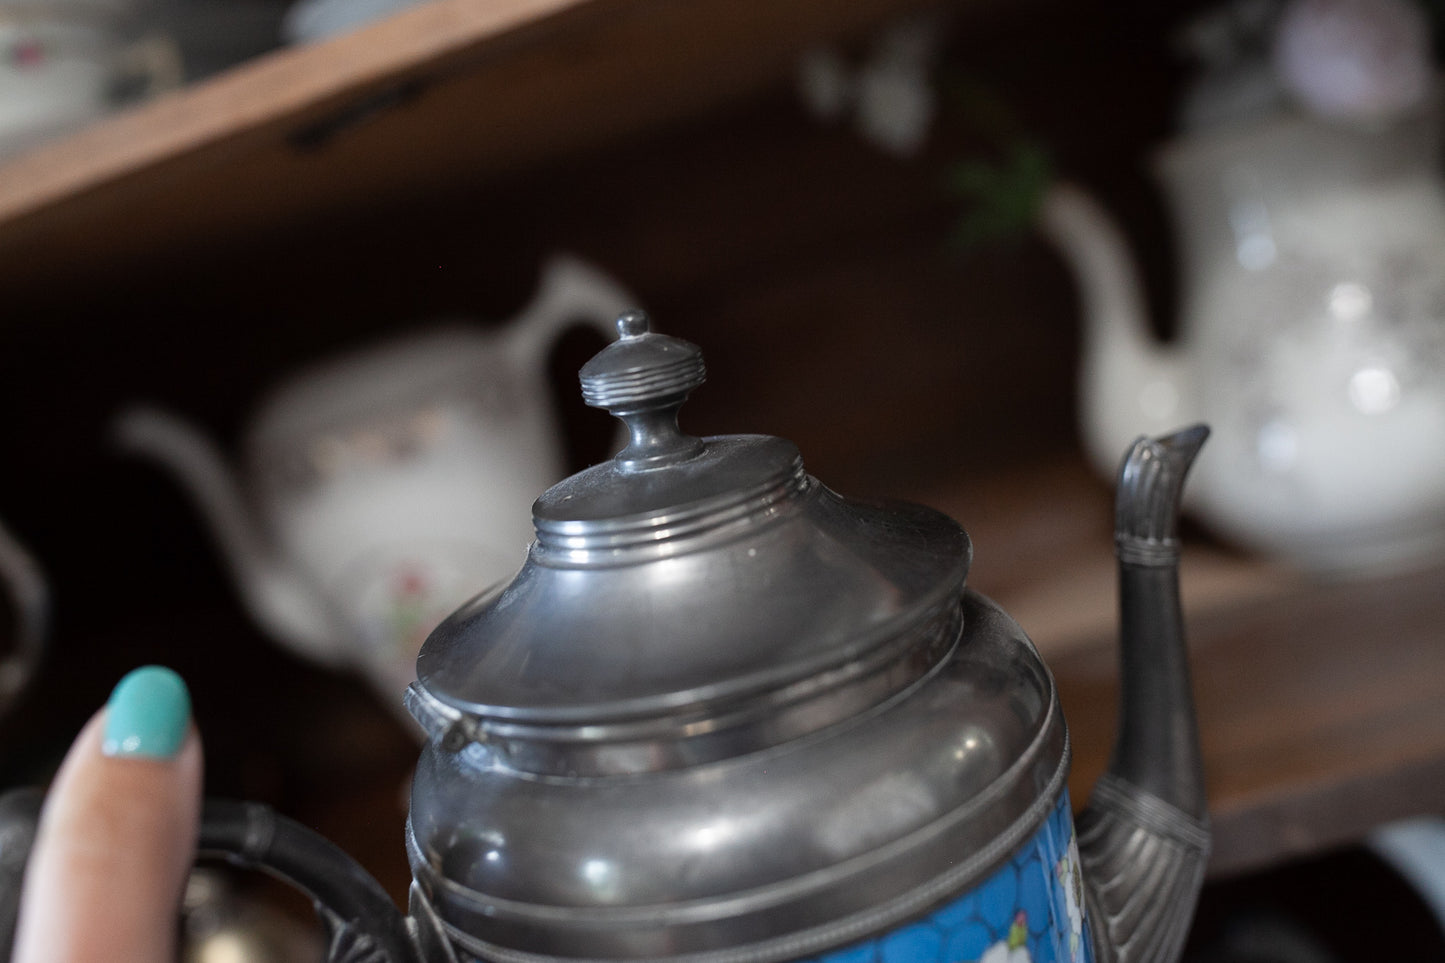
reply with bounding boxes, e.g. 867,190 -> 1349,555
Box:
102,666 -> 191,760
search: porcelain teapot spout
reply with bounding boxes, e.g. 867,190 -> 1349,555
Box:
113,405 -> 344,660
1037,183 -> 1191,477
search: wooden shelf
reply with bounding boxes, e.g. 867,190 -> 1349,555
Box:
917,455 -> 1305,658
1060,557 -> 1445,878
0,0 -> 951,293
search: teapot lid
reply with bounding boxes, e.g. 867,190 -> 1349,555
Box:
414,313 -> 971,769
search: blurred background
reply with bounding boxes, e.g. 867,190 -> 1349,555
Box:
0,0 -> 1443,958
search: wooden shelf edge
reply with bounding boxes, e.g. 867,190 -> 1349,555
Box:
0,0 -> 949,294
1207,751 -> 1445,878
0,0 -> 589,223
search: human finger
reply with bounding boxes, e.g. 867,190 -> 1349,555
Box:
12,665 -> 202,963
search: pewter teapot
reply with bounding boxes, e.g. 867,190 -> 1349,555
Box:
0,314 -> 1210,963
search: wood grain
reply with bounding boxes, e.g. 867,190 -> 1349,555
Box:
1054,558 -> 1445,878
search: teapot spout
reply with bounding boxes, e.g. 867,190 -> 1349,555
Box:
1037,184 -> 1189,477
1078,425 -> 1211,963
113,406 -> 341,662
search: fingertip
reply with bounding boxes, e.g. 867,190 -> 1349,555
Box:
101,665 -> 192,760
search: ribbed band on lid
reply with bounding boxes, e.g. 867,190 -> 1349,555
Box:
579,312 -> 707,471
580,311 -> 706,410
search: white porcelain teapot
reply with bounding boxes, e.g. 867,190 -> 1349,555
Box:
1039,99 -> 1445,575
113,254 -> 636,701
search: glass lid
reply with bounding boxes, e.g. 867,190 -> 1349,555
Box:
414,313 -> 972,727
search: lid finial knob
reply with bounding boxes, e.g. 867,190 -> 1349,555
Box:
580,312 -> 707,471
615,310 -> 651,339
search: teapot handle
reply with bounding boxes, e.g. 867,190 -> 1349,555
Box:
0,790 -> 435,963
0,523 -> 47,719
504,253 -> 639,369
0,789 -> 41,957
198,799 -> 429,963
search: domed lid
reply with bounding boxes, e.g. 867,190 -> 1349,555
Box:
413,313 -> 971,771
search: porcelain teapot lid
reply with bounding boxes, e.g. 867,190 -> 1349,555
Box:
414,313 -> 971,761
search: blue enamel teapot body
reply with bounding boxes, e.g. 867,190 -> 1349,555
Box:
1,314 -> 1210,963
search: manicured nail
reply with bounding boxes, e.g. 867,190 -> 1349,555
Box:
101,666 -> 191,760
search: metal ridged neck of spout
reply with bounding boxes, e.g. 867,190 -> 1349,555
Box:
580,311 -> 707,471
1113,425 -> 1210,567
